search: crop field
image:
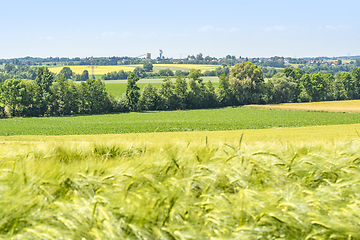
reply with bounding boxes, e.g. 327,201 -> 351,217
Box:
3,104 -> 360,238
247,100 -> 360,113
48,64 -> 220,75
1,122 -> 360,146
105,77 -> 219,97
1,107 -> 360,136
1,136 -> 360,238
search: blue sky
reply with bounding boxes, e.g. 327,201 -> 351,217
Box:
1,0 -> 359,59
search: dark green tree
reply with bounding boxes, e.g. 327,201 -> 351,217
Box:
229,62 -> 264,105
81,70 -> 89,81
216,74 -> 233,106
352,67 -> 360,98
50,74 -> 79,116
133,67 -> 147,78
59,67 -> 73,79
188,69 -> 202,82
78,79 -> 110,114
35,67 -> 54,115
4,63 -> 15,73
355,59 -> 360,67
196,53 -> 204,61
340,72 -> 354,99
269,72 -> 298,103
204,81 -> 218,108
138,84 -> 162,111
1,78 -> 39,117
300,73 -> 327,102
159,68 -> 174,77
174,75 -> 188,109
159,78 -> 180,110
125,73 -> 140,111
186,78 -> 207,109
143,62 -> 153,72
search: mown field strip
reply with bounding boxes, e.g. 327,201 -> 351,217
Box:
247,99 -> 360,113
1,123 -> 359,145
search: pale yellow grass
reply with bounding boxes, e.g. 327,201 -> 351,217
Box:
49,64 -> 219,75
247,100 -> 360,113
1,124 -> 359,146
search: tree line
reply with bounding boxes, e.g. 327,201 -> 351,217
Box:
1,63 -> 360,118
101,62 -> 231,80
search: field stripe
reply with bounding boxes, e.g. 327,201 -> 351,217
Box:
247,100 -> 360,113
1,123 -> 359,145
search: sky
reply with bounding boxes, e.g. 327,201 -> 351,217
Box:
1,0 -> 359,59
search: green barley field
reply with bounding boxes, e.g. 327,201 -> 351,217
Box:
2,103 -> 360,238
1,136 -> 360,238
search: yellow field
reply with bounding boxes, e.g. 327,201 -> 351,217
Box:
48,64 -> 219,75
247,100 -> 360,113
1,123 -> 359,146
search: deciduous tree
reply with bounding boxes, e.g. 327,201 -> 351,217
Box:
229,62 -> 264,104
59,67 -> 73,79
125,73 -> 140,111
35,67 -> 54,115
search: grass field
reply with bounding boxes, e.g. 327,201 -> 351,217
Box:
248,100 -> 360,113
105,77 -> 219,97
49,64 -> 220,75
1,107 -> 360,136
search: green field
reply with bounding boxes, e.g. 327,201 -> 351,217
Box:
105,77 -> 219,97
3,102 -> 360,239
1,107 -> 360,136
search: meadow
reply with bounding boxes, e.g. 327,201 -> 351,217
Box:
48,64 -> 220,75
2,107 -> 360,136
105,77 -> 219,97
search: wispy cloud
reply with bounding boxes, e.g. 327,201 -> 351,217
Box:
199,25 -> 224,33
229,27 -> 239,33
168,32 -> 191,37
120,31 -> 132,38
101,32 -> 117,38
40,36 -> 55,40
324,25 -> 352,30
265,25 -> 287,32
99,31 -> 132,39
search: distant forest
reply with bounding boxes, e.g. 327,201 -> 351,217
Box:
1,55 -> 360,82
1,63 -> 360,119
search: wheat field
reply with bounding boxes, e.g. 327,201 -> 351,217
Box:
247,100 -> 360,113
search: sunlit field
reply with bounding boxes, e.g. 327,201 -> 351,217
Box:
247,100 -> 360,113
49,64 -> 220,75
1,135 -> 360,238
2,103 -> 360,238
1,123 -> 360,145
0,102 -> 360,240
